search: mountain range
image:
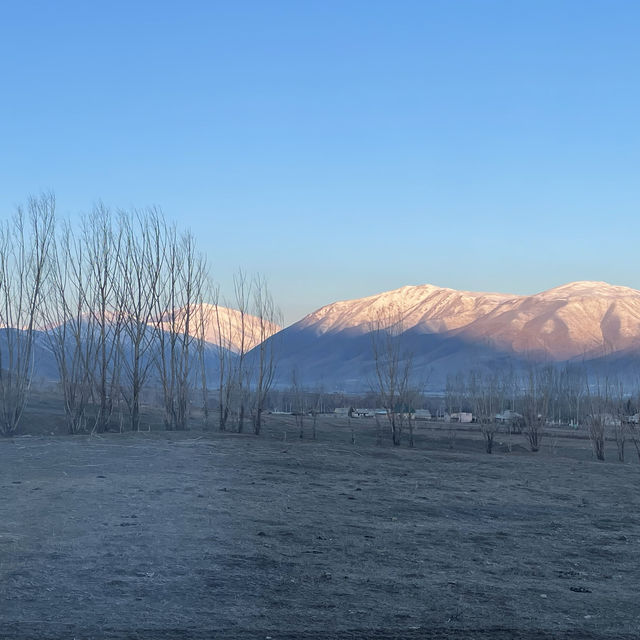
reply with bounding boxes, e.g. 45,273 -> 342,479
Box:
265,281 -> 640,390
25,281 -> 640,392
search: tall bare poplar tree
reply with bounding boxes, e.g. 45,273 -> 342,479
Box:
0,195 -> 55,436
213,294 -> 235,431
154,223 -> 179,430
154,226 -> 208,431
250,275 -> 281,435
232,270 -> 252,433
521,366 -> 551,453
118,209 -> 164,431
195,295 -> 215,430
370,304 -> 413,446
43,222 -> 96,434
174,233 -> 207,430
84,205 -> 123,433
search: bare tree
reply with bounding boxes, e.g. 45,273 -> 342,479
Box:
469,371 -> 500,454
520,366 -> 551,453
84,205 -> 123,433
0,195 -> 55,436
291,367 -> 305,439
446,372 -> 466,417
499,367 -> 517,452
118,209 -> 164,431
232,270 -> 252,433
212,271 -> 280,435
585,376 -> 609,462
43,221 -> 96,434
195,295 -> 215,430
587,413 -> 606,461
250,274 -> 281,435
404,384 -> 424,448
174,234 -> 207,430
213,293 -> 235,432
629,389 -> 640,463
370,304 -> 413,446
611,379 -> 628,462
309,385 -> 325,441
153,222 -> 179,431
154,228 -> 208,431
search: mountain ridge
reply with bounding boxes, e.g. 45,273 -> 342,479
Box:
265,280 -> 640,390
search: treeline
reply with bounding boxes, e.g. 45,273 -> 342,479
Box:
0,194 -> 280,437
445,367 -> 640,461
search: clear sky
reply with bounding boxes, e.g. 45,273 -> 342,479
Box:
1,1 -> 639,325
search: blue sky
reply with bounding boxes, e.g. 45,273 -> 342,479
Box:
1,1 -> 639,325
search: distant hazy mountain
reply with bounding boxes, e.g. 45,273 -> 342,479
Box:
157,303 -> 281,354
29,303 -> 281,386
266,281 -> 640,391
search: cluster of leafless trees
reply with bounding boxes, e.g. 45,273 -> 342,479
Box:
0,196 -> 54,436
0,194 -> 281,437
446,367 -> 640,461
214,271 -> 281,436
445,368 -> 551,454
582,377 -> 640,463
41,200 -> 212,435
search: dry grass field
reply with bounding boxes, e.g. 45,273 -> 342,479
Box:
1,414 -> 639,639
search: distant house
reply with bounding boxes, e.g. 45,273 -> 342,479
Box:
450,412 -> 473,423
334,407 -> 352,417
496,410 -> 523,424
352,408 -> 375,418
414,409 -> 432,420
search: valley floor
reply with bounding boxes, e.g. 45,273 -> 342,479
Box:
1,418 -> 639,639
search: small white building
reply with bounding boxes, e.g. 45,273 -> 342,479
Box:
450,412 -> 473,423
352,408 -> 375,418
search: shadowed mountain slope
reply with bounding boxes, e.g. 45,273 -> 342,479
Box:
264,281 -> 640,390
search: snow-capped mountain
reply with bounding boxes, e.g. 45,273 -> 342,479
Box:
157,304 -> 281,354
291,281 -> 640,358
267,281 -> 640,390
448,281 -> 640,360
297,284 -> 514,336
25,281 -> 640,391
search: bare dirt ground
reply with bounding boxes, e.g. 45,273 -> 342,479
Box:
2,415 -> 640,639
